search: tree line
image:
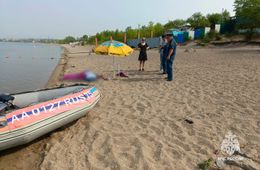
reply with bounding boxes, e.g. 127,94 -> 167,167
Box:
59,0 -> 260,44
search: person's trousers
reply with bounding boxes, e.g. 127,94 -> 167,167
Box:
166,57 -> 174,81
160,51 -> 163,71
161,51 -> 167,73
162,56 -> 167,73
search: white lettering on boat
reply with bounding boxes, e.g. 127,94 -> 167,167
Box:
10,91 -> 94,124
12,115 -> 20,124
64,98 -> 71,105
48,103 -> 55,112
32,108 -> 40,116
57,101 -> 61,109
72,97 -> 79,103
21,112 -> 29,120
78,94 -> 86,101
41,105 -> 47,113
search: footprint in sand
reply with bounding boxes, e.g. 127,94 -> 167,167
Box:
150,125 -> 162,136
153,143 -> 163,161
136,102 -> 146,112
168,122 -> 183,134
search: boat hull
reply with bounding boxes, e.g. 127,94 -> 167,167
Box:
0,85 -> 100,151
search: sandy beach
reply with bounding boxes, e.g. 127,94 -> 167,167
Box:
0,44 -> 259,169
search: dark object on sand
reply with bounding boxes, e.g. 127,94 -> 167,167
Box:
64,71 -> 108,82
116,71 -> 128,78
184,117 -> 194,124
214,149 -> 220,155
64,71 -> 97,82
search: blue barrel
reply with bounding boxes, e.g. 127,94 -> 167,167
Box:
194,29 -> 201,39
177,33 -> 184,43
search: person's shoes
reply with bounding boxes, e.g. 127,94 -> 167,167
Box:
139,69 -> 141,71
166,79 -> 172,81
142,68 -> 144,71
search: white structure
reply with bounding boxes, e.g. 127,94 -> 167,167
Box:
205,27 -> 211,35
215,24 -> 221,33
188,30 -> 195,40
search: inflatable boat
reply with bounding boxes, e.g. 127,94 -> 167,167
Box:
0,84 -> 100,151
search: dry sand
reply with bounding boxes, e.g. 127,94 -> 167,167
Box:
0,44 -> 259,170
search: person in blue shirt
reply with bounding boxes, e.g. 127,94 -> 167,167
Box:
159,35 -> 168,74
165,32 -> 177,81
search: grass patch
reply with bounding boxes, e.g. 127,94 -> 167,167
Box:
202,31 -> 222,43
198,158 -> 214,170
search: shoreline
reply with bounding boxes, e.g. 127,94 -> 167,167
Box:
45,45 -> 68,88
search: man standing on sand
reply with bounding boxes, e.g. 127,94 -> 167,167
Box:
165,32 -> 177,81
159,35 -> 167,74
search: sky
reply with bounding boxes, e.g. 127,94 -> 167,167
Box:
0,0 -> 235,39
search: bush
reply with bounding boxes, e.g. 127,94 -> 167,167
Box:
202,35 -> 211,43
215,33 -> 222,40
198,158 -> 214,170
244,30 -> 255,40
59,36 -> 76,44
202,31 -> 222,43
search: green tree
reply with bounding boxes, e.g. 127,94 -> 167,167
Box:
234,0 -> 260,32
125,26 -> 138,39
207,13 -> 222,30
187,12 -> 210,28
82,9 -> 234,45
81,35 -> 88,41
87,36 -> 96,44
222,9 -> 230,21
147,21 -> 154,30
164,19 -> 186,30
79,35 -> 89,45
153,23 -> 165,37
60,36 -> 76,44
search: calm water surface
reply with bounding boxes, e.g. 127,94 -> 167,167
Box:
0,42 -> 62,93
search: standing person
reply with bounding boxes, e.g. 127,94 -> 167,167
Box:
159,35 -> 167,74
138,38 -> 149,71
165,33 -> 177,81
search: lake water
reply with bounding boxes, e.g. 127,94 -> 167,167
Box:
0,42 -> 62,93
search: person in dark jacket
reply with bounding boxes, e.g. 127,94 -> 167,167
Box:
138,38 -> 149,71
160,35 -> 168,74
165,33 -> 177,81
